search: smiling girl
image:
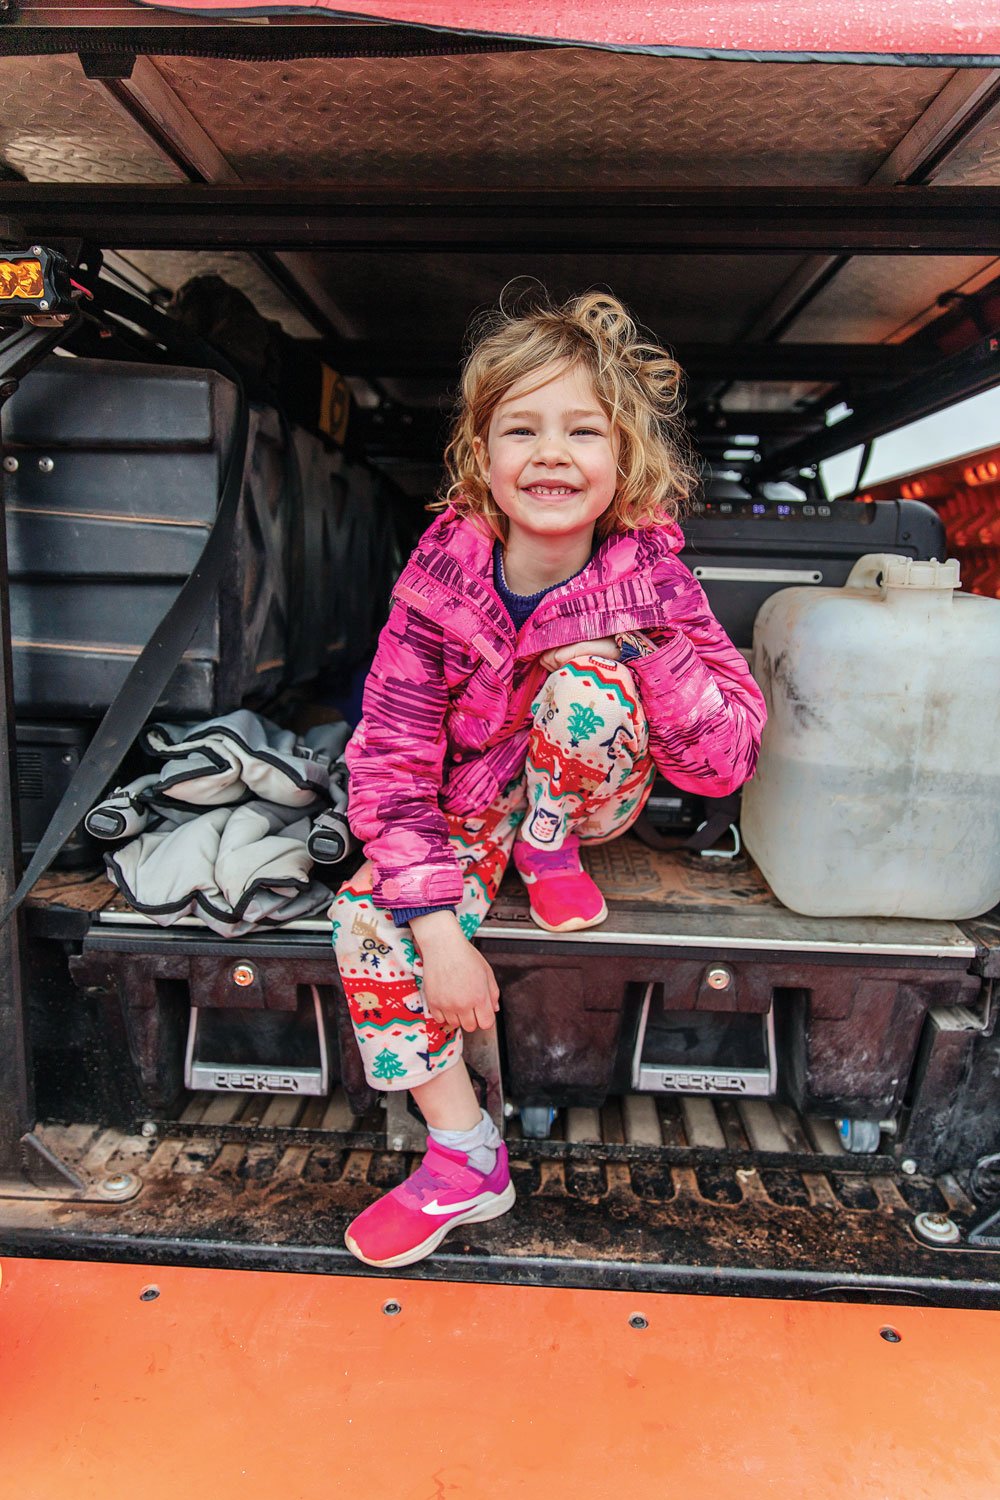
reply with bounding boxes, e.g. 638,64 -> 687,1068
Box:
330,289 -> 766,1267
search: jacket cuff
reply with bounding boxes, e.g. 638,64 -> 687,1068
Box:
391,904 -> 456,928
627,626 -> 693,682
372,863 -> 465,910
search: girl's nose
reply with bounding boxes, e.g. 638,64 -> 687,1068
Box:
532,431 -> 570,464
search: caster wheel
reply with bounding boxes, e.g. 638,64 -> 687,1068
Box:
836,1118 -> 881,1154
519,1105 -> 556,1139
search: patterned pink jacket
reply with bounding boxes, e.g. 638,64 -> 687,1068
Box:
345,508 -> 766,911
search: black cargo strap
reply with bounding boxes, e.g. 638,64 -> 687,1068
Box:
0,285 -> 249,929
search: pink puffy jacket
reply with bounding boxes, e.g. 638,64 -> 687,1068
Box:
346,508 -> 766,911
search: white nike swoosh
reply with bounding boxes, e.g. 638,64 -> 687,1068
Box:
420,1195 -> 489,1216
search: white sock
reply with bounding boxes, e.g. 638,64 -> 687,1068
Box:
427,1108 -> 501,1174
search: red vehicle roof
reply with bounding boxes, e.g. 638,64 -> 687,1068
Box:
135,0 -> 1000,61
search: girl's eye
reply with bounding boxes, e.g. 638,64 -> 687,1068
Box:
573,427 -> 603,437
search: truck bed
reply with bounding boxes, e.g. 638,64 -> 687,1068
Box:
10,841 -> 998,1305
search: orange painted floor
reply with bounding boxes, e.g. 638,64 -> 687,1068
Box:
2,1257 -> 999,1499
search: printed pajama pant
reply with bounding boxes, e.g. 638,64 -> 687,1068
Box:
330,656 -> 656,1091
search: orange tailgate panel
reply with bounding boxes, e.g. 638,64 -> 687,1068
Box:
1,1256 -> 999,1498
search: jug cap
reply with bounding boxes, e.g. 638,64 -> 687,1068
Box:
883,556 -> 960,591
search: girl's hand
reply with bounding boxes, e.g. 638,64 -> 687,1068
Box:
538,637 -> 619,673
409,910 -> 500,1033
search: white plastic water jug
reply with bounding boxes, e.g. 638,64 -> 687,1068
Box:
741,553 -> 1000,919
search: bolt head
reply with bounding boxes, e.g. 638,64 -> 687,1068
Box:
30,245 -> 42,256
140,1120 -> 158,1138
2,456 -> 18,473
901,1158 -> 918,1175
38,300 -> 50,311
706,965 -> 733,991
914,1210 -> 961,1246
37,456 -> 54,473
391,1136 -> 405,1151
101,1172 -> 136,1197
231,962 -> 256,988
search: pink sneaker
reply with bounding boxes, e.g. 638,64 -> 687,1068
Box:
513,835 -> 609,932
344,1140 -> 515,1268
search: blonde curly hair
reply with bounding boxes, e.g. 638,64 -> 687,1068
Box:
435,287 -> 697,541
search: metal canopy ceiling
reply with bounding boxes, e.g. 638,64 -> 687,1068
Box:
151,51 -> 954,189
1,44 -> 999,477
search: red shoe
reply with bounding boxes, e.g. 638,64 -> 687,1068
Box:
344,1140 -> 515,1269
513,835 -> 609,932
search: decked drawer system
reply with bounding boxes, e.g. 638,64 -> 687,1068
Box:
47,841 -> 987,1176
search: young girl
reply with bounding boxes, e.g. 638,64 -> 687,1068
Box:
330,290 -> 766,1268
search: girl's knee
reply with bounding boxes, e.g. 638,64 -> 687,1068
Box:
537,655 -> 640,734
542,654 -> 637,696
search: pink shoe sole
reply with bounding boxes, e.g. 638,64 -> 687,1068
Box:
526,898 -> 609,933
344,1180 -> 516,1269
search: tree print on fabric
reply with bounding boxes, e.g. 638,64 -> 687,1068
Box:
566,701 -> 605,746
459,911 -> 481,940
371,1047 -> 408,1082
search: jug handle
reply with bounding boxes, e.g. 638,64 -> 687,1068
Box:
845,553 -> 908,593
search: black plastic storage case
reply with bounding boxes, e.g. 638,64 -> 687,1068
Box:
680,497 -> 946,648
2,356 -> 292,718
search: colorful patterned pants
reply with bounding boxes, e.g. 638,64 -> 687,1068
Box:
330,656 -> 655,1091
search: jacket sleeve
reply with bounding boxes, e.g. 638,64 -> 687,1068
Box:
344,599 -> 464,911
628,564 -> 767,797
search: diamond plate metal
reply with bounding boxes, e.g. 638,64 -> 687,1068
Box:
783,253 -> 999,344
934,112 -> 1000,186
0,56 -> 183,185
0,50 -> 991,408
155,52 -> 953,188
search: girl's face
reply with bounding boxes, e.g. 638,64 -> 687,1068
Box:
474,362 -> 620,551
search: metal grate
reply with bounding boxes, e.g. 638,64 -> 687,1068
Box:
8,1110 -> 990,1305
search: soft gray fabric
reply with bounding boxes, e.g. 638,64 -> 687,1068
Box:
141,711 -> 350,809
104,798 -> 332,938
90,710 -> 353,935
